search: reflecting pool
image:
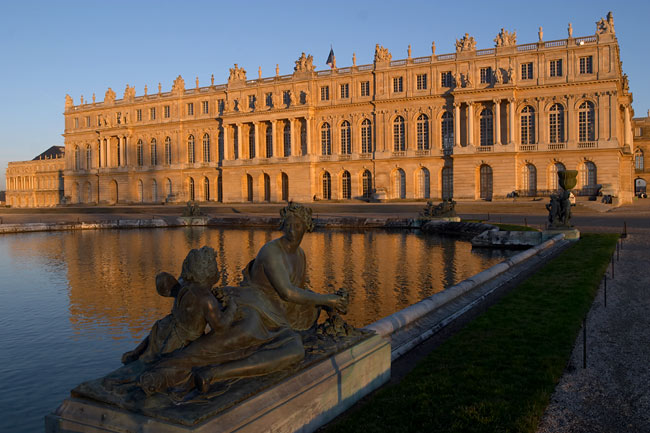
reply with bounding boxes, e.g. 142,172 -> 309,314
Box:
0,227 -> 514,432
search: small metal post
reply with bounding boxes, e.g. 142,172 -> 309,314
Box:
524,217 -> 528,227
617,241 -> 620,261
611,255 -> 615,279
487,212 -> 490,222
583,317 -> 587,369
604,275 -> 607,308
623,221 -> 627,238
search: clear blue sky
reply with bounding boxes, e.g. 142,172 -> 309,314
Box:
1,0 -> 647,190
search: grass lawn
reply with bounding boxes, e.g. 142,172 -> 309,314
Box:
328,233 -> 618,433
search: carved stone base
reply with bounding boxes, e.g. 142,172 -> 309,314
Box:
542,228 -> 581,241
45,334 -> 390,433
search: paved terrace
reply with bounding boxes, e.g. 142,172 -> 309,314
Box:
2,198 -> 649,432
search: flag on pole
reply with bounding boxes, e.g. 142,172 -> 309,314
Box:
326,46 -> 335,69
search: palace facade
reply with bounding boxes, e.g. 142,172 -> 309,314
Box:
62,12 -> 635,205
632,112 -> 650,196
5,146 -> 65,208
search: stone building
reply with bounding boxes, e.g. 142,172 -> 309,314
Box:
62,12 -> 634,205
5,146 -> 65,207
632,112 -> 650,197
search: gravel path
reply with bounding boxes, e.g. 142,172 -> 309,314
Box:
537,227 -> 650,433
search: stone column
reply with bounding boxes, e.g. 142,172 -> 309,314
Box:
290,118 -> 298,156
236,123 -> 242,160
253,122 -> 260,159
566,96 -> 575,145
493,99 -> 501,145
305,116 -> 312,155
597,93 -> 606,141
508,99 -> 515,144
122,136 -> 128,166
454,103 -> 461,147
467,103 -> 474,146
223,124 -> 230,160
106,137 -> 112,167
624,104 -> 632,151
271,120 -> 277,157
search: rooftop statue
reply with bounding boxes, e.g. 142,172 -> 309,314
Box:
455,33 -> 477,53
596,11 -> 615,35
65,94 -> 73,110
172,75 -> 185,94
228,63 -> 247,82
294,52 -> 315,73
104,87 -> 116,104
123,84 -> 136,102
75,203 -> 354,410
374,44 -> 392,63
494,28 -> 517,47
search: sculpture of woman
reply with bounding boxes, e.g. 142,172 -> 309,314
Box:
137,203 -> 348,396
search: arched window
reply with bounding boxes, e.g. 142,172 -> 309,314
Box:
150,138 -> 157,166
582,161 -> 597,194
361,119 -> 372,153
362,170 -> 372,199
188,177 -> 195,201
136,140 -> 144,166
635,148 -> 644,170
164,136 -> 172,165
523,164 -> 537,196
74,146 -> 80,170
442,166 -> 453,199
187,135 -> 195,163
204,177 -> 210,201
479,164 -> 493,200
635,178 -> 647,196
340,121 -> 351,154
480,108 -> 493,146
246,174 -> 253,201
265,123 -> 273,158
341,171 -> 351,199
166,178 -> 172,199
321,123 -> 331,155
137,180 -> 144,203
549,162 -> 566,190
281,173 -> 289,201
152,179 -> 158,202
248,125 -> 256,159
417,167 -> 430,198
85,145 -> 92,169
393,168 -> 406,198
263,173 -> 271,201
322,171 -> 331,199
578,101 -> 596,142
393,116 -> 405,151
203,133 -> 211,162
549,104 -> 565,143
283,122 -> 291,157
521,106 -> 536,145
442,112 -> 454,149
417,114 -> 429,150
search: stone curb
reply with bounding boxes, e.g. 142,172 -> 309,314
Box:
364,234 -> 566,355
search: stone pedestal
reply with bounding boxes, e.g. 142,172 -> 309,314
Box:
542,228 -> 580,241
45,334 -> 390,433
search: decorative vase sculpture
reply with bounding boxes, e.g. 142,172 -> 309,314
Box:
558,170 -> 578,191
546,170 -> 577,228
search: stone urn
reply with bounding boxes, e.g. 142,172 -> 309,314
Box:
558,170 -> 578,190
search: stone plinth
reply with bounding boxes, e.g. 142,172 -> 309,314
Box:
542,228 -> 580,241
45,334 -> 390,433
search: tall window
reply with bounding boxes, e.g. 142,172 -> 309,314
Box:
202,133 -> 211,162
152,180 -> 158,202
320,86 -> 330,101
393,116 -> 405,151
321,123 -> 331,155
442,112 -> 454,148
150,107 -> 156,120
360,81 -> 370,97
281,173 -> 289,201
361,119 -> 372,153
249,94 -> 256,109
265,123 -> 273,157
264,174 -> 271,201
393,168 -> 406,199
322,172 -> 331,199
441,71 -> 453,87
283,122 -> 291,157
341,171 -> 351,199
188,178 -> 195,201
246,174 -> 253,201
340,121 -> 351,154
150,138 -> 157,166
635,149 -> 644,170
578,101 -> 596,142
204,177 -> 210,201
116,139 -> 121,166
442,166 -> 453,199
416,114 -> 429,150
521,106 -> 536,145
164,137 -> 172,165
480,165 -> 493,200
582,161 -> 597,192
202,100 -> 209,114
393,77 -> 403,93
480,108 -> 494,146
549,104 -> 565,143
416,74 -> 427,90
283,91 -> 290,106
166,178 -> 172,198
362,170 -> 373,199
340,83 -> 349,98
249,126 -> 256,159
523,164 -> 537,196
579,56 -> 593,74
521,62 -> 533,80
164,105 -> 170,118
550,59 -> 563,77
86,145 -> 92,169
187,103 -> 194,116
136,140 -> 144,166
74,146 -> 80,170
417,168 -> 430,198
480,67 -> 492,84
136,109 -> 142,122
187,135 -> 195,163
137,180 -> 144,203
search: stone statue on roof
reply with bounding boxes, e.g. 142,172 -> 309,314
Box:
494,28 -> 517,47
294,52 -> 315,73
455,33 -> 476,53
596,11 -> 615,35
228,64 -> 247,82
172,75 -> 185,94
104,88 -> 116,104
374,44 -> 392,63
65,94 -> 74,110
124,84 -> 136,102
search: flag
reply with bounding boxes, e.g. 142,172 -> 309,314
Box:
326,47 -> 335,68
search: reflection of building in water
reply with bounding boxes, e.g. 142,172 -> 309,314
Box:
5,146 -> 65,208
47,228 -> 506,335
